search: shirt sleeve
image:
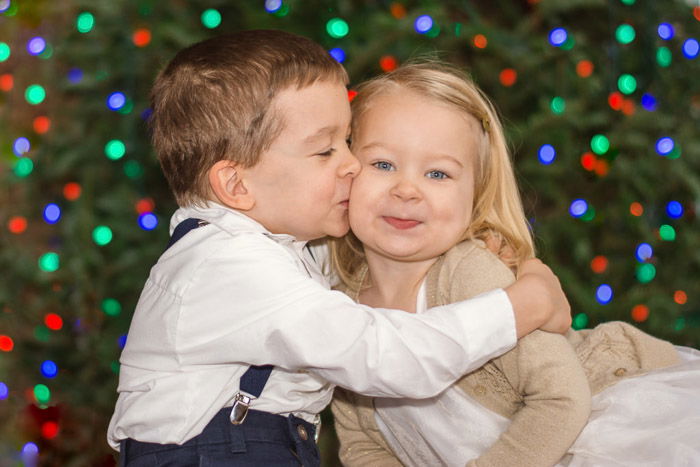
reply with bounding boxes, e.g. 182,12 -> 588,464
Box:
172,234 -> 516,399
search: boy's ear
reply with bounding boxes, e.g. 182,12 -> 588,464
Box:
208,160 -> 255,211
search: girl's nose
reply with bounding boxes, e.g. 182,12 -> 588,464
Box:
390,177 -> 421,201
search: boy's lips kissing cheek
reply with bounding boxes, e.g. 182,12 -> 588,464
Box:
382,216 -> 421,230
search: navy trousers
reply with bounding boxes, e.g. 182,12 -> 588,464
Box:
119,408 -> 320,466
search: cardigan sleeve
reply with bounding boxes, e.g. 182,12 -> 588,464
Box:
331,388 -> 403,467
470,331 -> 591,467
434,242 -> 591,467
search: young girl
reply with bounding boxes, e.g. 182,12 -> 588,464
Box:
331,62 -> 700,466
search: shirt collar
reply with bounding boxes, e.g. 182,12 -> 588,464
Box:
170,201 -> 304,246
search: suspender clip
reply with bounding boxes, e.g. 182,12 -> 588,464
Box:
230,392 -> 254,425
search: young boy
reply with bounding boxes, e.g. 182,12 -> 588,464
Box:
107,30 -> 570,466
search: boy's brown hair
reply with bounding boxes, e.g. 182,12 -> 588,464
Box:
150,29 -> 348,206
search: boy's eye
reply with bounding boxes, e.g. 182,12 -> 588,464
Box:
372,161 -> 395,171
317,148 -> 336,157
426,170 -> 448,180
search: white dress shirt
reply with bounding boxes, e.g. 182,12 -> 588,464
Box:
107,203 -> 516,450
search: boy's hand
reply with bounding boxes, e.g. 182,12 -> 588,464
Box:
505,258 -> 571,338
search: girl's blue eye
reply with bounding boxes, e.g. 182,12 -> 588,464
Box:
426,170 -> 448,179
372,161 -> 395,171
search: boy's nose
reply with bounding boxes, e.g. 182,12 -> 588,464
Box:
340,150 -> 361,178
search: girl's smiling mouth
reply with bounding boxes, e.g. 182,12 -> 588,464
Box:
383,216 -> 421,230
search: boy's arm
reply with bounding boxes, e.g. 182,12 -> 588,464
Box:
505,258 -> 572,337
161,235 -> 559,399
331,389 -> 402,467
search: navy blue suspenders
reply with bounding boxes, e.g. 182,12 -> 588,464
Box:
166,218 -> 273,425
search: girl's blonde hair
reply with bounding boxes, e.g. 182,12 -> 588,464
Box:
330,61 -> 535,291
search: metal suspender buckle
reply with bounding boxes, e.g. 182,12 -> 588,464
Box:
230,392 -> 254,425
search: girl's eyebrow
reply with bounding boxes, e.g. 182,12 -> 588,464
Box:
431,154 -> 464,168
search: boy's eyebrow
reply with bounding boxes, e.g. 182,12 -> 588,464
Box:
302,126 -> 337,143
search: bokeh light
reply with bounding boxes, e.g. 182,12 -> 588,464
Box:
33,115 -> 50,134
682,38 -> 699,59
657,47 -> 672,67
41,421 -> 59,439
499,68 -> 517,86
617,74 -> 636,94
0,73 -> 12,90
327,18 -> 349,38
590,255 -> 608,273
138,212 -> 158,231
92,226 -> 113,245
537,144 -> 556,164
631,304 -> 649,322
8,216 -> 27,234
655,137 -> 674,156
550,96 -> 566,114
674,290 -> 687,305
641,93 -> 657,111
201,9 -> 221,29
615,24 -> 635,44
40,360 -> 58,378
572,313 -> 588,330
0,382 -> 7,400
414,15 -> 433,34
13,157 -> 33,177
635,243 -> 653,262
659,224 -> 676,241
33,384 -> 50,404
44,313 -> 63,330
102,298 -> 122,316
596,284 -> 613,304
107,92 -> 126,110
630,202 -> 643,216
0,42 -> 9,62
38,252 -> 60,272
63,182 -> 82,200
0,335 -> 14,352
27,36 -> 46,55
473,34 -> 487,49
43,203 -> 61,224
636,263 -> 656,283
548,27 -> 568,47
576,59 -> 594,77
76,12 -> 94,33
379,55 -> 398,72
329,47 -> 345,63
569,199 -> 588,218
105,139 -> 126,160
657,23 -> 674,40
590,134 -> 610,154
25,84 -> 46,105
580,152 -> 596,171
13,137 -> 30,156
68,68 -> 83,84
666,201 -> 683,218
132,28 -> 151,47
264,0 -> 282,13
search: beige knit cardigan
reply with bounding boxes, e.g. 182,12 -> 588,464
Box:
332,240 -> 680,467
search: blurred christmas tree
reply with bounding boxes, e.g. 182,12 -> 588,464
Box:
1,0 -> 698,465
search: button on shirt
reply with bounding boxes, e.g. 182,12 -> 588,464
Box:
107,203 -> 516,449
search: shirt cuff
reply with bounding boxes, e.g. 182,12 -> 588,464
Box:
451,288 -> 517,373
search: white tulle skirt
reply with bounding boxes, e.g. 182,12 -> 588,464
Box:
374,346 -> 700,467
563,346 -> 700,466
